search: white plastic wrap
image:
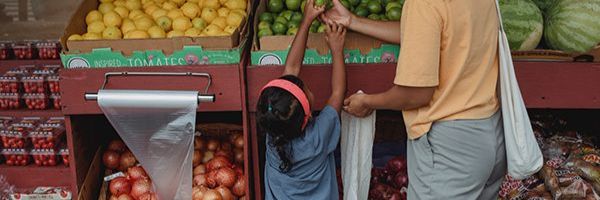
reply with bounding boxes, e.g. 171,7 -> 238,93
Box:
98,89 -> 198,200
341,109 -> 376,200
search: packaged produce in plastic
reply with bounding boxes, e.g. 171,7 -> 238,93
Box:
22,75 -> 47,94
13,117 -> 41,127
0,116 -> 14,129
11,42 -> 35,59
0,126 -> 31,148
8,187 -> 72,200
0,43 -> 11,60
47,75 -> 60,93
573,159 -> 600,194
0,76 -> 21,93
0,93 -> 21,110
23,93 -> 48,110
31,149 -> 59,166
30,124 -> 65,149
59,148 -> 69,167
35,41 -> 60,60
1,148 -> 31,166
43,117 -> 65,126
50,93 -> 61,110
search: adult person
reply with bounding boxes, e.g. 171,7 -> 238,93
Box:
321,0 -> 506,199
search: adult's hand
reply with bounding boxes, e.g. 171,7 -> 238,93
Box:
320,0 -> 354,27
343,93 -> 374,118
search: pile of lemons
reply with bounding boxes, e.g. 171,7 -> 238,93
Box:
68,0 -> 247,40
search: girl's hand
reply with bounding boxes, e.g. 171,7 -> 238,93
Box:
325,23 -> 346,52
304,0 -> 326,21
320,0 -> 353,27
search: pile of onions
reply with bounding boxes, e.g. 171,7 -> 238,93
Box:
367,156 -> 408,200
108,166 -> 157,200
102,139 -> 138,171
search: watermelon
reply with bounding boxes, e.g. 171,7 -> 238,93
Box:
500,0 -> 544,51
532,0 -> 557,13
544,0 -> 600,53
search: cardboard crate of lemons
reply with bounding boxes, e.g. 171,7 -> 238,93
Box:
68,0 -> 248,40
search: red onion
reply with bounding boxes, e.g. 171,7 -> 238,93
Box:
203,151 -> 215,163
119,150 -> 137,171
233,148 -> 244,164
194,164 -> 207,175
233,136 -> 244,149
206,171 -> 218,188
130,179 -> 152,199
206,156 -> 232,171
195,137 -> 205,150
232,175 -> 246,196
232,165 -> 244,176
194,174 -> 208,187
108,140 -> 127,153
127,166 -> 148,181
117,194 -> 134,200
393,173 -> 408,188
214,167 -> 237,188
202,189 -> 223,200
109,196 -> 119,200
109,177 -> 131,196
214,150 -> 232,160
194,150 -> 203,167
385,156 -> 407,174
207,139 -> 220,151
103,150 -> 120,169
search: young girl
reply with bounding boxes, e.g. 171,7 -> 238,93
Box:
256,0 -> 347,198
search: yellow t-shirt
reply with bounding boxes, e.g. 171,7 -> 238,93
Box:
395,0 -> 500,139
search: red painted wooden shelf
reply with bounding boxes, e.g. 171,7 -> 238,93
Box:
0,165 -> 72,189
0,60 -> 62,67
0,109 -> 63,118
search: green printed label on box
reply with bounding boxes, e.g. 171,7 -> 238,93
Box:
61,46 -> 242,69
251,44 -> 400,66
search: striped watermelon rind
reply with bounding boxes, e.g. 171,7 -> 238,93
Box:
544,0 -> 600,53
500,0 -> 544,51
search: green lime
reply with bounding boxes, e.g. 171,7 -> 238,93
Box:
291,12 -> 303,22
386,7 -> 401,21
340,0 -> 351,9
288,22 -> 299,29
354,6 -> 369,17
258,21 -> 272,30
258,29 -> 274,37
311,19 -> 321,27
287,27 -> 299,35
348,0 -> 360,6
268,0 -> 285,13
310,26 -> 318,33
274,16 -> 288,25
367,13 -> 380,20
315,0 -> 326,7
259,12 -> 274,23
367,1 -> 382,14
317,24 -> 327,32
290,18 -> 302,26
360,0 -> 370,5
272,22 -> 288,35
381,0 -> 392,6
286,0 -> 302,11
279,10 -> 294,20
379,14 -> 388,21
326,0 -> 333,9
385,1 -> 402,12
301,0 -> 307,13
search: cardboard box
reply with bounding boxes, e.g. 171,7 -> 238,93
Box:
250,0 -> 399,66
60,0 -> 251,68
511,45 -> 600,62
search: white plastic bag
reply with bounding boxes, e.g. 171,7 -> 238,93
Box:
341,108 -> 376,200
98,89 -> 198,200
494,1 -> 543,180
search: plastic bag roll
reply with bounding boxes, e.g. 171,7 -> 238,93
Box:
98,89 -> 198,200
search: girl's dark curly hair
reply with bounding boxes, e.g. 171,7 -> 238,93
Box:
256,75 -> 307,172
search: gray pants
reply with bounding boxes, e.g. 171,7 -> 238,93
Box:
407,111 -> 506,200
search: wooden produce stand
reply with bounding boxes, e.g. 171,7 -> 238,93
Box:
246,61 -> 600,199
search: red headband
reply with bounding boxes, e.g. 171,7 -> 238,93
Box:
260,79 -> 312,130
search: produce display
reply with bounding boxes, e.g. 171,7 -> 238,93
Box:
69,0 -> 248,40
368,156 -> 407,200
102,124 -> 246,200
500,0 -> 600,53
257,0 -> 402,37
0,65 -> 61,110
499,114 -> 600,199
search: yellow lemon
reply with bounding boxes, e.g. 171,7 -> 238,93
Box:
181,2 -> 200,18
129,9 -> 145,19
155,16 -> 172,31
141,0 -> 152,5
202,0 -> 219,9
223,25 -> 236,34
125,0 -> 142,10
113,6 -> 130,18
203,24 -> 222,36
151,8 -> 168,19
82,32 -> 102,40
167,30 -> 185,38
100,0 -> 114,3
98,3 -> 116,14
217,7 -> 229,17
144,4 -> 159,15
128,30 -> 150,38
121,18 -> 136,33
172,16 -> 192,31
184,27 -> 201,37
167,9 -> 184,19
200,8 -> 217,23
226,12 -> 243,27
103,11 -> 123,27
134,13 -> 152,20
162,1 -> 177,10
225,0 -> 245,10
171,0 -> 186,6
199,32 -> 207,37
153,0 -> 167,3
215,31 -> 229,36
102,26 -> 123,39
134,17 -> 155,30
210,16 -> 226,29
147,26 -> 167,38
86,10 -> 103,24
219,0 -> 228,5
188,0 -> 199,3
142,1 -> 156,8
114,0 -> 126,6
230,9 -> 246,17
191,17 -> 207,30
197,0 -> 205,8
67,34 -> 84,41
87,21 -> 106,33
